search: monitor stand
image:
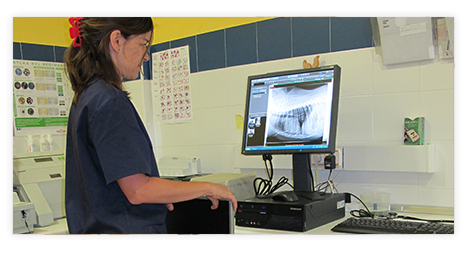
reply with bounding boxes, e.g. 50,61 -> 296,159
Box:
291,153 -> 330,201
292,153 -> 313,192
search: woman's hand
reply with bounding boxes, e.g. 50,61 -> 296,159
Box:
206,183 -> 237,212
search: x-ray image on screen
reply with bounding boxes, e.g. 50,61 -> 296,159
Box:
242,65 -> 340,155
266,83 -> 328,145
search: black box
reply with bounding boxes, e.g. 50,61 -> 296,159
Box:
236,192 -> 346,232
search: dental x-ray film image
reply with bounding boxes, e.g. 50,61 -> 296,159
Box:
266,83 -> 328,145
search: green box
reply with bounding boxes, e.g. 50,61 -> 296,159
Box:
404,117 -> 425,145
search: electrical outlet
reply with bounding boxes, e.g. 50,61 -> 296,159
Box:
311,149 -> 342,169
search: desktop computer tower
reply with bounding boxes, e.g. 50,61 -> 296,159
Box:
236,192 -> 346,232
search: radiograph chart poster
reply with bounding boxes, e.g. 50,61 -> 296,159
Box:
151,45 -> 192,124
13,60 -> 73,136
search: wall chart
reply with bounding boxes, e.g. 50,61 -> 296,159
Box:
151,45 -> 192,124
13,60 -> 72,136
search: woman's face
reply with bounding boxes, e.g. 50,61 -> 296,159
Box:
114,31 -> 152,80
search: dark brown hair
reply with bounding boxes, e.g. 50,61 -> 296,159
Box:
64,17 -> 153,105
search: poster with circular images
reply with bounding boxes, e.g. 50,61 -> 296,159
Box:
152,45 -> 192,124
13,60 -> 73,136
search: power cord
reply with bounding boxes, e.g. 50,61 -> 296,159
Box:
344,193 -> 454,223
384,212 -> 454,223
315,167 -> 338,193
344,192 -> 375,218
21,210 -> 32,233
254,154 -> 293,196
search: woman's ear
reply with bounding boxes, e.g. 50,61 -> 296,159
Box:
109,30 -> 122,53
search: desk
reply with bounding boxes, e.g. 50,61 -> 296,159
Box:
235,212 -> 455,234
31,211 -> 454,235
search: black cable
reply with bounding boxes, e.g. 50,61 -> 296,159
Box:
395,214 -> 454,223
22,210 -> 32,233
254,154 -> 293,196
344,192 -> 454,224
345,193 -> 454,223
254,155 -> 273,195
345,192 -> 375,218
306,154 -> 315,191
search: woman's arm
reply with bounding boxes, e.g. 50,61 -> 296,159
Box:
117,173 -> 237,211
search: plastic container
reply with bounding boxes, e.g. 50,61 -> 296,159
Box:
40,135 -> 48,151
47,134 -> 55,151
360,192 -> 391,215
27,135 -> 35,152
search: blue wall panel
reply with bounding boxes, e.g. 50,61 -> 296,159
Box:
13,42 -> 21,60
292,17 -> 330,57
55,46 -> 67,63
21,43 -> 55,62
331,17 -> 373,52
225,23 -> 257,67
197,30 -> 226,72
257,18 -> 292,62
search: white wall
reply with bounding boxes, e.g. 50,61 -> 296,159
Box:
153,47 -> 454,208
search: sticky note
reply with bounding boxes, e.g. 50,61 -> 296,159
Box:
235,115 -> 243,129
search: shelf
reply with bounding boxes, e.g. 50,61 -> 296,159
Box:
342,145 -> 436,173
233,145 -> 436,173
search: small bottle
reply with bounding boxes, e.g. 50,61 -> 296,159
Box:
27,135 -> 35,152
47,134 -> 55,151
40,135 -> 48,152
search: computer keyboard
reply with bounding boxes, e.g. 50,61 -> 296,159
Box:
332,217 -> 454,234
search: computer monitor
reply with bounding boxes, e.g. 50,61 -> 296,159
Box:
241,65 -> 341,191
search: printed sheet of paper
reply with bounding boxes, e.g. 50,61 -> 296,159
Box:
378,17 -> 435,65
13,60 -> 73,136
151,45 -> 192,124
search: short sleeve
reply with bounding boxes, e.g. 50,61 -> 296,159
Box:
89,97 -> 153,185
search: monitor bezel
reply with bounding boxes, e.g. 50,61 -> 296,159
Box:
241,64 -> 341,156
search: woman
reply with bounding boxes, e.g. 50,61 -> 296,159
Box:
64,17 -> 237,234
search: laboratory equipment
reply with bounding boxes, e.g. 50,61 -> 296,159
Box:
13,191 -> 36,233
13,152 -> 66,233
158,156 -> 201,177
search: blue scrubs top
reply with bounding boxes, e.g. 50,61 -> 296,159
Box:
65,79 -> 167,234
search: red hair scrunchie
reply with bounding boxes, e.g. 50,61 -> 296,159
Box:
69,17 -> 84,48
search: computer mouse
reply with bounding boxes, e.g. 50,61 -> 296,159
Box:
272,191 -> 299,202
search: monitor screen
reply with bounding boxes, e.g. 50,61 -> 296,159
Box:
242,65 -> 341,155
